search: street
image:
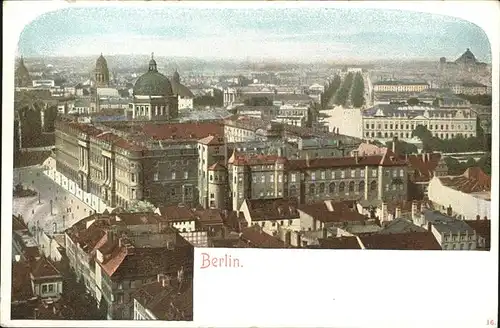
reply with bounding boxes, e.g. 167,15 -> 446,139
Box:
13,165 -> 94,236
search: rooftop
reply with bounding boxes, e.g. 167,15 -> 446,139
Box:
316,236 -> 362,249
464,220 -> 491,250
438,167 -> 491,194
298,200 -> 368,224
422,210 -> 476,235
243,198 -> 299,221
239,225 -> 285,248
359,231 -> 442,250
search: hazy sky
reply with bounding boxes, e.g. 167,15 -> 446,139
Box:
18,7 -> 491,62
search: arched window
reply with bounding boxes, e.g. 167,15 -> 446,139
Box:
329,182 -> 335,193
289,185 -> 297,196
370,180 -> 377,191
359,181 -> 365,192
348,181 -> 355,192
319,183 -> 325,193
309,184 -> 315,195
339,182 -> 345,193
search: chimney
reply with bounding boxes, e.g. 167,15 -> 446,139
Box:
53,222 -> 57,233
427,221 -> 432,232
395,206 -> 401,219
446,205 -> 453,217
305,153 -> 310,167
411,201 -> 418,220
15,255 -> 21,262
322,227 -> 328,239
353,150 -> 359,164
392,136 -> 398,154
427,153 -> 430,162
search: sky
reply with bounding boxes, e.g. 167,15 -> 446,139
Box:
17,7 -> 492,62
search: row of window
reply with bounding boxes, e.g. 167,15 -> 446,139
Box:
154,171 -> 190,181
365,123 -> 473,131
365,131 -> 474,139
443,243 -> 475,250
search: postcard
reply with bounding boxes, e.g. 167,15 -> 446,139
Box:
1,1 -> 498,327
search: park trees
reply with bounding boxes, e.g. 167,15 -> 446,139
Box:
350,72 -> 365,108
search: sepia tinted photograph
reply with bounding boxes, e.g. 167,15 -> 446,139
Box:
5,1 -> 494,324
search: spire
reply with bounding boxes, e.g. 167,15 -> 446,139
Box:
148,52 -> 157,72
173,69 -> 180,83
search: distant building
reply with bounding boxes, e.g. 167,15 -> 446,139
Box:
439,48 -> 489,73
373,81 -> 429,93
171,70 -> 194,110
94,54 -> 110,88
32,80 -> 55,88
361,104 -> 478,141
450,81 -> 489,95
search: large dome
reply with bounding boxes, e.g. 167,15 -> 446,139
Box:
133,55 -> 173,96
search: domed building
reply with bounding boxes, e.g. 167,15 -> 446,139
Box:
128,54 -> 178,121
94,53 -> 110,88
171,70 -> 194,110
15,56 -> 32,88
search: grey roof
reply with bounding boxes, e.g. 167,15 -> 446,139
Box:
422,209 -> 475,235
380,219 -> 427,234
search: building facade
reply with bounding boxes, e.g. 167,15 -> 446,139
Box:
373,81 -> 429,93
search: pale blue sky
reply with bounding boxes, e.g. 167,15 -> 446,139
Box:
18,7 -> 491,62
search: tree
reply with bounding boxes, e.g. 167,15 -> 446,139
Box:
412,125 -> 432,142
333,72 -> 354,107
386,140 -> 418,155
477,153 -> 491,175
407,97 -> 420,106
350,72 -> 365,108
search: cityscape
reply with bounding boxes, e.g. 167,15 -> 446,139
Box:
9,6 -> 493,323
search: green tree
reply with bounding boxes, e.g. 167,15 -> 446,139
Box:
407,97 -> 420,106
386,140 -> 418,155
350,72 -> 365,108
334,72 -> 354,107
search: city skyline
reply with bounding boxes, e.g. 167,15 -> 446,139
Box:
18,8 -> 491,63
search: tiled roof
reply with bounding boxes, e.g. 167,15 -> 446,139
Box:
207,162 -> 226,171
317,236 -> 362,249
133,278 -> 193,321
30,257 -> 62,279
240,225 -> 285,248
439,167 -> 491,193
115,212 -> 160,225
195,209 -> 224,226
156,205 -> 196,222
244,198 -> 299,221
298,200 -> 368,223
198,135 -> 225,146
380,218 -> 427,234
464,220 -> 491,250
141,122 -> 224,141
406,153 -> 443,182
11,261 -> 35,303
108,246 -> 194,279
359,232 -> 442,250
13,215 -> 28,231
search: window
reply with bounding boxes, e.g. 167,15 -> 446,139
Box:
288,220 -> 293,225
278,175 -> 282,183
48,284 -> 54,292
319,183 -> 325,193
399,169 -> 404,177
210,193 -> 214,199
261,222 -> 265,227
184,171 -> 189,179
348,181 -> 355,192
370,181 -> 377,191
172,172 -> 176,180
372,169 -> 377,177
261,176 -> 265,183
341,170 -> 345,178
270,175 -> 274,183
385,184 -> 389,191
339,182 -> 345,193
131,173 -> 135,182
359,181 -> 365,192
351,170 -> 356,178
392,170 -> 397,177
42,285 -> 48,293
291,174 -> 296,182
360,170 -> 365,177
153,173 -> 158,181
309,184 -> 315,194
329,182 -> 336,193
170,188 -> 176,196
311,172 -> 316,180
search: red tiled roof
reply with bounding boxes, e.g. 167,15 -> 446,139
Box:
439,167 -> 491,193
195,209 -> 224,225
208,162 -> 226,171
240,225 -> 285,248
287,152 -> 405,171
115,212 -> 160,225
407,153 -> 442,182
141,122 -> 224,141
299,200 -> 368,223
156,205 -> 196,222
359,232 -> 442,250
198,135 -> 225,145
464,220 -> 491,250
317,236 -> 362,249
244,198 -> 299,221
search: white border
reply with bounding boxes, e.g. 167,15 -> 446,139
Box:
2,1 -> 498,327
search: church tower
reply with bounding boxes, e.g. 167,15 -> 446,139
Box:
94,53 -> 110,87
15,56 -> 32,87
